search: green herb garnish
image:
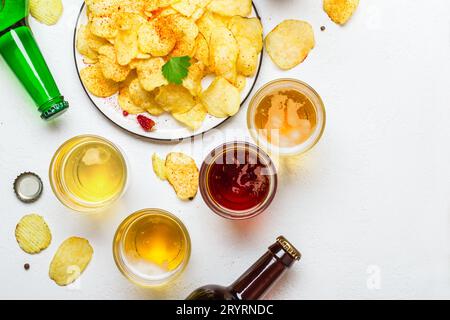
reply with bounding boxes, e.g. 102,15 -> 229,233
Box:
162,56 -> 191,85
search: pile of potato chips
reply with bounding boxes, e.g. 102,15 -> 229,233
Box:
77,0 -> 263,131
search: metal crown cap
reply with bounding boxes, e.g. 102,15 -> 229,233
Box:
13,172 -> 43,203
276,236 -> 301,261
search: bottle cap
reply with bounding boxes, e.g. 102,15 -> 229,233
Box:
40,100 -> 69,120
13,172 -> 43,203
276,236 -> 301,261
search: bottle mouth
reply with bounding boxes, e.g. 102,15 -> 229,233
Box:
40,98 -> 69,120
276,236 -> 301,261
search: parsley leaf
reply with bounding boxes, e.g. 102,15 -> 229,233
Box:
162,56 -> 191,85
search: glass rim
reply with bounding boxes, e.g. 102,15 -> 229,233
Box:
199,141 -> 278,220
49,134 -> 128,212
247,78 -> 326,156
112,208 -> 191,287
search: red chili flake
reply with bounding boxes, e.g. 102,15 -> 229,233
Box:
123,110 -> 129,117
137,115 -> 155,132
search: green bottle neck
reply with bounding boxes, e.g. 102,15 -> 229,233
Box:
0,20 -> 69,120
0,0 -> 29,32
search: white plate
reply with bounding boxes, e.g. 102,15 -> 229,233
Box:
73,3 -> 262,141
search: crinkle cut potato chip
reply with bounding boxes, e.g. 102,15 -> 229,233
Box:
49,237 -> 93,286
15,214 -> 52,254
265,20 -> 315,70
30,0 -> 63,26
165,152 -> 199,200
324,0 -> 359,25
80,64 -> 119,97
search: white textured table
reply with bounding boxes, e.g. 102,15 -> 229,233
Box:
0,0 -> 449,300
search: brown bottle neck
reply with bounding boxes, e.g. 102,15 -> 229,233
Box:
228,241 -> 298,300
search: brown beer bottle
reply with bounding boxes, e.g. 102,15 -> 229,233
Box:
186,236 -> 301,300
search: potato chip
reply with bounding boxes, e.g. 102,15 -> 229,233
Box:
114,12 -> 146,31
115,18 -> 141,66
155,84 -> 196,114
138,18 -> 176,57
171,0 -> 202,17
182,61 -> 206,96
80,64 -> 119,97
209,26 -> 238,78
118,86 -> 145,114
90,16 -> 118,39
145,0 -> 180,12
87,30 -> 110,53
118,0 -> 146,14
196,10 -> 226,40
324,0 -> 359,25
120,70 -> 138,88
152,153 -> 167,180
234,74 -> 247,92
86,0 -> 121,16
165,152 -> 199,200
228,16 -> 263,52
235,36 -> 259,77
15,214 -> 51,254
212,13 -> 231,26
191,7 -> 206,21
166,14 -> 199,57
136,52 -> 152,59
194,33 -> 210,67
77,25 -> 99,62
173,103 -> 207,130
207,0 -> 252,17
157,7 -> 179,17
201,76 -> 240,118
49,237 -> 93,286
129,79 -> 165,115
265,20 -> 315,70
29,0 -> 63,26
136,58 -> 168,92
98,45 -> 130,82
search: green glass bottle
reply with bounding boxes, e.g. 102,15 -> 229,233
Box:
0,0 -> 68,120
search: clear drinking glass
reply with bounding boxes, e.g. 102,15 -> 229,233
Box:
49,135 -> 128,212
247,79 -> 326,156
199,142 -> 278,220
113,208 -> 191,287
